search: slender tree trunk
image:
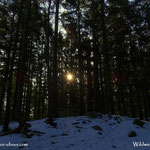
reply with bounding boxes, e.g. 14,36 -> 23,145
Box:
92,31 -> 101,112
43,0 -> 53,122
92,1 -> 102,112
135,79 -> 143,120
87,48 -> 92,112
34,82 -> 38,120
9,0 -> 24,121
77,0 -> 84,115
52,0 -> 60,117
15,0 -> 32,123
25,60 -> 32,121
37,56 -> 42,119
101,0 -> 114,114
128,86 -> 135,117
0,36 -> 11,123
141,78 -> 149,120
42,78 -> 46,118
97,44 -> 105,113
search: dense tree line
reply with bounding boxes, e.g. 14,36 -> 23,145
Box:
0,0 -> 149,131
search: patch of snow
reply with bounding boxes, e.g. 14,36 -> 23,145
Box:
0,115 -> 150,150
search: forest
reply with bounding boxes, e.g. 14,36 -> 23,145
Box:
0,0 -> 150,133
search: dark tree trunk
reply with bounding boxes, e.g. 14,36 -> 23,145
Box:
77,0 -> 84,115
42,79 -> 46,118
34,83 -> 38,120
101,0 -> 114,114
93,33 -> 101,112
128,86 -> 135,117
37,56 -> 42,119
141,80 -> 149,121
52,0 -> 60,117
43,0 -> 53,122
91,1 -> 102,113
0,37 -> 11,123
135,80 -> 143,120
25,60 -> 32,121
15,0 -> 32,123
87,48 -> 92,112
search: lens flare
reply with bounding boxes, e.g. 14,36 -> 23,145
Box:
66,73 -> 73,81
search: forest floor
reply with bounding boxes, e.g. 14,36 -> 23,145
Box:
0,114 -> 150,150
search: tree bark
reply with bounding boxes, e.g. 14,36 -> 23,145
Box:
77,0 -> 85,115
15,0 -> 32,123
101,0 -> 114,114
51,0 -> 60,117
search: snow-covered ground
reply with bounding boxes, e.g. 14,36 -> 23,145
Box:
0,114 -> 150,150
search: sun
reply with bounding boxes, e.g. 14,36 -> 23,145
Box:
66,73 -> 74,81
